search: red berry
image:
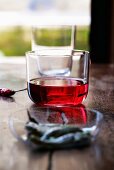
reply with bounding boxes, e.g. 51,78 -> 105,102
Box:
0,88 -> 15,97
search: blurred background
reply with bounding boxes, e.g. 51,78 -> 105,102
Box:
0,0 -> 90,57
0,0 -> 114,63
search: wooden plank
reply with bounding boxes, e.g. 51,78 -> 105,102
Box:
52,115 -> 114,170
0,63 -> 49,170
52,64 -> 114,170
0,63 -> 114,170
0,105 -> 49,170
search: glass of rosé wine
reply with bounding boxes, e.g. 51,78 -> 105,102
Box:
26,49 -> 90,106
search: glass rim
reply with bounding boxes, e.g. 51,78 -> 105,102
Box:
25,49 -> 89,57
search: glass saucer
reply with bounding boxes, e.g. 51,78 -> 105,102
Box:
9,105 -> 103,149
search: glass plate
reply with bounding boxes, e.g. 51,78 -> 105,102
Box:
9,105 -> 103,149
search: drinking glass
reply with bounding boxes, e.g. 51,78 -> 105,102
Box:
31,25 -> 76,76
31,25 -> 76,53
26,50 -> 90,106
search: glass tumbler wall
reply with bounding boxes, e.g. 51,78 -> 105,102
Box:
31,25 -> 76,76
26,50 -> 90,106
31,25 -> 76,52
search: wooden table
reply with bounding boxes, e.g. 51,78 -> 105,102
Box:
0,63 -> 114,170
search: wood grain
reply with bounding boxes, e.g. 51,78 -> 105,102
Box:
0,63 -> 114,170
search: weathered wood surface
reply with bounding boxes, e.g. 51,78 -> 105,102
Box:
0,63 -> 114,170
